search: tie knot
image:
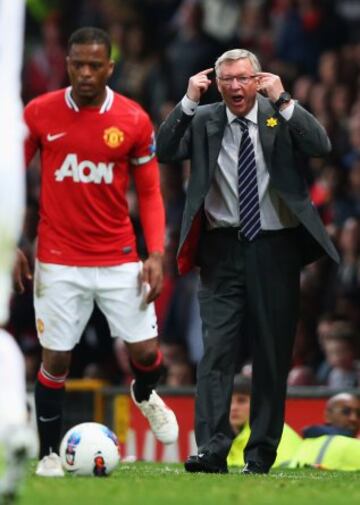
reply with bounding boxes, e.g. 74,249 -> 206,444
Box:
236,117 -> 248,132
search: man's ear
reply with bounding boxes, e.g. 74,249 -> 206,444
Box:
108,59 -> 115,78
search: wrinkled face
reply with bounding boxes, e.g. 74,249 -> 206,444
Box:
326,398 -> 360,436
229,393 -> 250,433
67,43 -> 114,105
216,58 -> 258,117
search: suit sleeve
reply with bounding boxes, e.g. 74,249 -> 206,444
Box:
131,112 -> 165,254
287,103 -> 331,157
156,102 -> 193,163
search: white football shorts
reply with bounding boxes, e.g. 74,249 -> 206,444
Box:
33,260 -> 158,351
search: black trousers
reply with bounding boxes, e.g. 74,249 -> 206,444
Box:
195,227 -> 302,467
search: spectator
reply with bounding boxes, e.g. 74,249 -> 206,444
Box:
316,321 -> 359,388
336,218 -> 360,296
227,375 -> 302,468
289,392 -> 360,471
287,366 -> 316,386
164,0 -> 220,104
111,23 -> 155,105
166,361 -> 194,386
23,15 -> 67,102
288,432 -> 360,471
302,392 -> 360,438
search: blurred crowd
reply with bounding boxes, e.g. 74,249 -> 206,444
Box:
8,0 -> 360,389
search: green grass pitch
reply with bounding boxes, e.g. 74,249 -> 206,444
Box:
17,462 -> 360,505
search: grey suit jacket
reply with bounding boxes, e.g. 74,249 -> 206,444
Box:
157,94 -> 339,274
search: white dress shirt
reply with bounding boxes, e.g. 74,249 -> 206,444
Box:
182,95 -> 299,230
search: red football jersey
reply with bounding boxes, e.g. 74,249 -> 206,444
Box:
24,87 -> 165,266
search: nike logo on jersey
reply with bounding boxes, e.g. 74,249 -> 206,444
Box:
39,415 -> 60,423
47,132 -> 67,142
55,153 -> 114,184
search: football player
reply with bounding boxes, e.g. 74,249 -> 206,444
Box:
20,27 -> 178,477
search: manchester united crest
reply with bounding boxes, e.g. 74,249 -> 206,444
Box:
36,318 -> 45,334
103,127 -> 124,148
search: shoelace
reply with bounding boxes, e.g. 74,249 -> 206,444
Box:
142,401 -> 170,428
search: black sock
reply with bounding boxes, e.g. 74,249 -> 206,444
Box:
131,352 -> 164,402
35,380 -> 65,458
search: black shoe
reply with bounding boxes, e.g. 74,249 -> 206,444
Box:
242,462 -> 269,475
184,453 -> 228,474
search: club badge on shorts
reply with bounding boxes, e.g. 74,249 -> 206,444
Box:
36,318 -> 45,334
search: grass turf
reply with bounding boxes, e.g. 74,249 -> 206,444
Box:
18,462 -> 360,505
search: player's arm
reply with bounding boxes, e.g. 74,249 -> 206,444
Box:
131,115 -> 165,304
13,248 -> 32,293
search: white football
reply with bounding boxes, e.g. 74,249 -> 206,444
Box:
59,422 -> 120,476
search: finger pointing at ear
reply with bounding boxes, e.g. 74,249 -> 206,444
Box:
254,72 -> 285,102
186,68 -> 213,102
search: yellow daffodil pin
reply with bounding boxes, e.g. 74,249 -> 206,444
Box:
266,117 -> 278,128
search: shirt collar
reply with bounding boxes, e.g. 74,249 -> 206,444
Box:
226,98 -> 258,126
65,86 -> 114,113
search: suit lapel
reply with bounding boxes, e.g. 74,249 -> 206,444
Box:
206,103 -> 227,180
257,94 -> 279,170
204,97 -> 277,179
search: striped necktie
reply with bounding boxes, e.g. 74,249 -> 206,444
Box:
237,118 -> 261,240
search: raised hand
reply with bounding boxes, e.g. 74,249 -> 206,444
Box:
186,68 -> 213,102
255,72 -> 285,103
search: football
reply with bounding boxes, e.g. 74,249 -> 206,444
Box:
59,422 -> 120,476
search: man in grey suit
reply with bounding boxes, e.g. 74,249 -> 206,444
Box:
156,49 -> 339,474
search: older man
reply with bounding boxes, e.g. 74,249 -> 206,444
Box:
289,393 -> 360,471
157,47 -> 338,474
303,393 -> 360,438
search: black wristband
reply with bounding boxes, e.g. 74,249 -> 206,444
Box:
274,91 -> 292,110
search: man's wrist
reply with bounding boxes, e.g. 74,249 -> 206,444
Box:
278,100 -> 295,120
273,91 -> 292,110
182,94 -> 199,116
278,101 -> 291,111
148,251 -> 164,259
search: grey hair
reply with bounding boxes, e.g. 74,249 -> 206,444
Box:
215,49 -> 261,76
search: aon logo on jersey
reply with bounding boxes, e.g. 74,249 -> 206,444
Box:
55,154 -> 114,184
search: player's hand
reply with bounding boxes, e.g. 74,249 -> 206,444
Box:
186,68 -> 213,102
13,249 -> 32,293
255,72 -> 285,103
141,252 -> 164,303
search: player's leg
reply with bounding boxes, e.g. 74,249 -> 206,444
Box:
0,330 -> 37,502
33,262 -> 94,476
34,348 -> 70,477
96,262 -> 178,444
127,338 -> 178,444
127,337 -> 163,401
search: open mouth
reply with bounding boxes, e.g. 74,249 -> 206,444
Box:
231,94 -> 244,105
